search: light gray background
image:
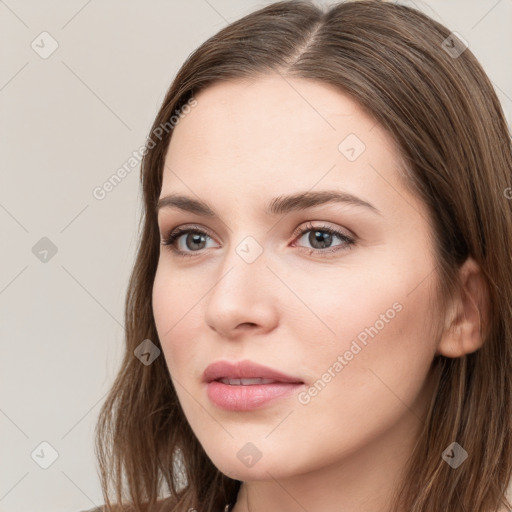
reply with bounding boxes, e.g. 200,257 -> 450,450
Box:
1,1 -> 511,511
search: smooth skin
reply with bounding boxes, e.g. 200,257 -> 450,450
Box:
152,74 -> 489,512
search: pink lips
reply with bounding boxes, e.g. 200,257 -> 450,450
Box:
203,360 -> 304,411
202,360 -> 303,383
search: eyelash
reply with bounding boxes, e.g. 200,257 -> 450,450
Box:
160,221 -> 355,259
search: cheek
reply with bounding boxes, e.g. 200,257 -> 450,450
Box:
152,260 -> 210,329
297,265 -> 439,432
152,264 -> 205,374
283,254 -> 437,362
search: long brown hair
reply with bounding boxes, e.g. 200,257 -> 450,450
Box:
94,1 -> 512,511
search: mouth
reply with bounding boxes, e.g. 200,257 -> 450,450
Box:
215,377 -> 287,385
206,380 -> 304,411
202,359 -> 304,384
203,360 -> 304,411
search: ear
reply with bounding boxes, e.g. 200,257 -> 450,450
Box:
436,257 -> 490,358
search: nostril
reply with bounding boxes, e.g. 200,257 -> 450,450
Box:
238,322 -> 257,329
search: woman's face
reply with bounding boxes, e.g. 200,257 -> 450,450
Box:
152,74 -> 441,482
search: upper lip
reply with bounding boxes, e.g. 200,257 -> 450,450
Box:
202,360 -> 303,383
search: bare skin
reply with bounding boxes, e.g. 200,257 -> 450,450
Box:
152,74 -> 489,512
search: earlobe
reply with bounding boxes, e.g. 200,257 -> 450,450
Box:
436,257 -> 490,359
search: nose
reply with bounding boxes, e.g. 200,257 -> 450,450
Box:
204,245 -> 279,339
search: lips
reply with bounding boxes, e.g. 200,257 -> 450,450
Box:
218,377 -> 277,385
202,360 -> 305,411
202,359 -> 304,384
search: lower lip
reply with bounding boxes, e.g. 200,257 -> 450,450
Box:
206,381 -> 304,411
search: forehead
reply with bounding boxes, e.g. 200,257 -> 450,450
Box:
167,75 -> 378,163
160,74 -> 420,221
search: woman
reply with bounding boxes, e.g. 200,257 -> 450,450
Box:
89,1 -> 512,511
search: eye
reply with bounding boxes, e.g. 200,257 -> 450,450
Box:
160,221 -> 356,259
160,224 -> 217,258
291,221 -> 355,258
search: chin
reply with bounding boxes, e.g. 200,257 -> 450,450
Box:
204,441 -> 305,482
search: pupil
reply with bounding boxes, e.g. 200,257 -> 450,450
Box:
187,233 -> 206,250
310,230 -> 331,249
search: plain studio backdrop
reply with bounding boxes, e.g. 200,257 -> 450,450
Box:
0,1 -> 511,511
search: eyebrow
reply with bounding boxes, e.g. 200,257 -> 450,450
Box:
156,190 -> 381,217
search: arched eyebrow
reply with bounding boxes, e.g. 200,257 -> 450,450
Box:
156,190 -> 382,217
